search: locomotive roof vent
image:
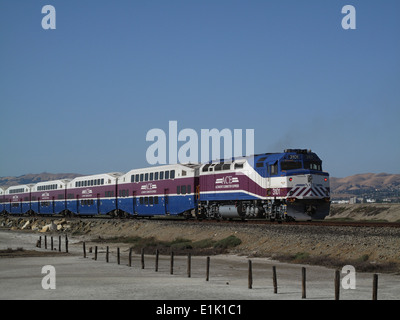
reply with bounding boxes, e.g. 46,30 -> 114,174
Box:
284,149 -> 311,154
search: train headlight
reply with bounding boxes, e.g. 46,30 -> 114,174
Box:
289,178 -> 293,181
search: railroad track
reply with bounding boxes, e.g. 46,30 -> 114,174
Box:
174,218 -> 400,228
2,214 -> 400,228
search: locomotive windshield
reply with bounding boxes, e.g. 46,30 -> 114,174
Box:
280,161 -> 302,171
280,160 -> 322,171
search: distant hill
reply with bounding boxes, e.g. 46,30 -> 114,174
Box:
330,173 -> 400,201
0,173 -> 83,189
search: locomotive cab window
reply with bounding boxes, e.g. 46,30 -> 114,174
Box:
269,162 -> 278,175
234,163 -> 244,170
304,161 -> 322,171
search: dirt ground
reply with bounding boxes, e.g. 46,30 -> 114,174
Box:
1,230 -> 400,300
328,203 -> 400,222
2,213 -> 400,272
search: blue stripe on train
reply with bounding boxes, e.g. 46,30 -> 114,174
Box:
4,195 -> 197,216
66,199 -> 116,215
67,194 -> 196,216
8,202 -> 31,215
119,194 -> 195,216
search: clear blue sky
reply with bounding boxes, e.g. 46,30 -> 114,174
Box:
0,0 -> 399,178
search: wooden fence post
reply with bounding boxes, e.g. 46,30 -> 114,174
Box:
187,253 -> 191,278
206,257 -> 210,281
117,247 -> 120,265
94,246 -> 98,261
129,248 -> 132,267
58,235 -> 61,252
51,236 -> 53,251
372,274 -> 378,300
65,235 -> 68,253
272,266 -> 278,294
45,235 -> 47,249
334,270 -> 340,300
155,249 -> 159,272
83,242 -> 86,258
141,248 -> 145,269
170,251 -> 174,275
248,260 -> 253,289
106,246 -> 109,263
302,267 -> 306,299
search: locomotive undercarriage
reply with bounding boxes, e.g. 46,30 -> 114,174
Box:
197,198 -> 330,221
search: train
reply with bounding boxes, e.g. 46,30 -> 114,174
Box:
0,149 -> 330,221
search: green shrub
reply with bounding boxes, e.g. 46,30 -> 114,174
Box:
170,237 -> 193,250
294,252 -> 310,261
214,235 -> 242,249
192,239 -> 216,249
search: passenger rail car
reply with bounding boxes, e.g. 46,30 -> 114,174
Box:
0,149 -> 330,221
67,172 -> 122,216
31,180 -> 69,215
0,188 -> 4,213
117,164 -> 200,217
3,185 -> 33,215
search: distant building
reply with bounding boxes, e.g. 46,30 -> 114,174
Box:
349,197 -> 364,204
331,200 -> 350,204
